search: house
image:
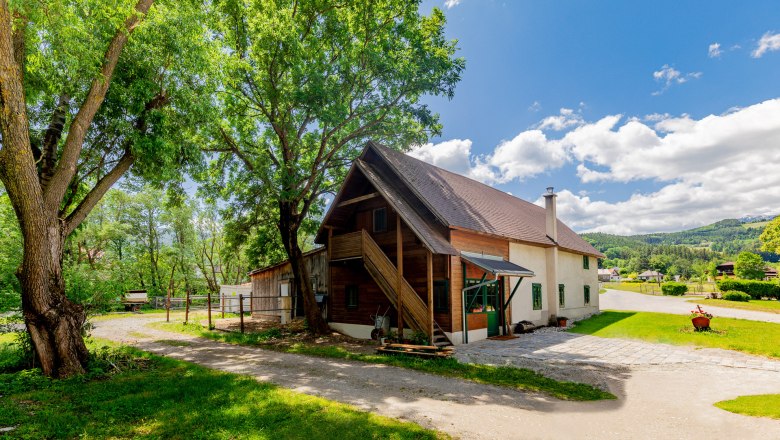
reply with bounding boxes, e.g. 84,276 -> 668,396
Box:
765,267 -> 778,280
637,270 -> 664,282
249,142 -> 603,345
716,261 -> 777,280
598,268 -> 620,282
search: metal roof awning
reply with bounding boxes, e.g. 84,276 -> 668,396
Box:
460,253 -> 535,277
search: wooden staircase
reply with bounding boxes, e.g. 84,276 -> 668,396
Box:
353,230 -> 453,348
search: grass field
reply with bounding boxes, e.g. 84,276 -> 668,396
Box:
0,345 -> 445,439
151,321 -> 614,401
715,394 -> 780,419
689,298 -> 780,314
569,311 -> 780,359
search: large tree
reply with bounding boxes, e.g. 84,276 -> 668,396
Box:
734,251 -> 765,280
760,217 -> 780,255
209,0 -> 463,333
0,0 -> 213,377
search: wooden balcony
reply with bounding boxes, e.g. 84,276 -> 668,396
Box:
330,231 -> 363,261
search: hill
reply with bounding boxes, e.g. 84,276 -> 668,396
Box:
582,217 -> 779,278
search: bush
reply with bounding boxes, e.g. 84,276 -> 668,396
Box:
717,279 -> 780,300
661,282 -> 688,296
722,291 -> 752,302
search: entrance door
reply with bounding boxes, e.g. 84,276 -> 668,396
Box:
465,278 -> 501,337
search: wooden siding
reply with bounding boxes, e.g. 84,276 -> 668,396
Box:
249,250 -> 328,320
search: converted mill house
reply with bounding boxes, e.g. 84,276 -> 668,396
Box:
248,141 -> 603,346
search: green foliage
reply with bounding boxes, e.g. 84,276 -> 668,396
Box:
760,216 -> 780,254
716,279 -> 780,299
734,251 -> 766,280
722,291 -> 752,302
410,330 -> 430,346
661,282 -> 688,296
570,311 -> 780,359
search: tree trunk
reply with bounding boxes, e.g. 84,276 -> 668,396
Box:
278,201 -> 329,334
19,218 -> 89,377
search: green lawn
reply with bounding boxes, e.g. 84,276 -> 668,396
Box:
602,282 -> 714,296
569,311 -> 780,359
150,321 -> 614,401
688,298 -> 780,314
0,345 -> 445,439
715,394 -> 780,419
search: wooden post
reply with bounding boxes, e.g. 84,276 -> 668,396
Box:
207,290 -> 212,330
239,294 -> 245,334
221,293 -> 225,318
396,214 -> 403,340
166,286 -> 171,322
185,289 -> 190,324
427,249 -> 434,344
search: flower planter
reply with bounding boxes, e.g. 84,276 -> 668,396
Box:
692,316 -> 710,331
557,318 -> 568,328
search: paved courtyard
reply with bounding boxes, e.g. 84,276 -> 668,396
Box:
456,330 -> 780,372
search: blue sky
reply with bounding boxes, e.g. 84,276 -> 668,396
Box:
413,0 -> 780,235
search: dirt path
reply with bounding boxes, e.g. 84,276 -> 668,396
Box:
92,315 -> 780,440
601,289 -> 780,323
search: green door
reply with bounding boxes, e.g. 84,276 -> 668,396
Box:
485,281 -> 500,337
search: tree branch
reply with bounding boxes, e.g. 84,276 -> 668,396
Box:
39,93 -> 70,188
43,0 -> 154,213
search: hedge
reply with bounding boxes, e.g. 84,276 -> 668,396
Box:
716,279 -> 780,300
661,282 -> 688,296
722,291 -> 752,302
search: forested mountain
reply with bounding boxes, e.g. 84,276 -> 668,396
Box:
583,217 -> 779,279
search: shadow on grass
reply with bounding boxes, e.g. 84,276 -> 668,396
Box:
568,311 -> 637,334
0,353 -> 442,439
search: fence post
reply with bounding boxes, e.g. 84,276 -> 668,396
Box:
239,294 -> 245,334
207,290 -> 213,330
166,287 -> 171,322
185,289 -> 190,324
221,293 -> 225,318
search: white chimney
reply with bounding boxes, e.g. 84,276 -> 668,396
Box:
544,186 -> 558,242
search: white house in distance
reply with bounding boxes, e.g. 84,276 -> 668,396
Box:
638,270 -> 664,282
598,268 -> 620,282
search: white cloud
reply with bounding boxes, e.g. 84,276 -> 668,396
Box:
528,101 -> 541,112
652,64 -> 702,95
444,0 -> 461,8
534,107 -> 584,131
411,99 -> 780,235
708,43 -> 722,58
752,31 -> 780,58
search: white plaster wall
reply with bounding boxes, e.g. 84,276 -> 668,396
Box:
556,251 -> 599,320
508,243 -> 549,325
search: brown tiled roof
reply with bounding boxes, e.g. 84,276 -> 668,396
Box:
367,142 -> 604,258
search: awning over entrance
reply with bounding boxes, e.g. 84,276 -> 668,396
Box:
460,253 -> 535,278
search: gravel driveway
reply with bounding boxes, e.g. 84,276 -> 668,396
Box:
600,288 -> 780,323
91,315 -> 780,440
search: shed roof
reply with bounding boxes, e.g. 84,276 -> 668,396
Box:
460,253 -> 535,277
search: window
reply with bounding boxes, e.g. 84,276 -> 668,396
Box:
584,285 -> 591,305
583,255 -> 590,270
373,207 -> 387,232
345,285 -> 358,309
532,283 -> 542,310
558,284 -> 565,308
311,276 -> 318,293
434,280 -> 449,312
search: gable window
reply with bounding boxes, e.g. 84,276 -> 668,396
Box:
532,283 -> 542,310
373,207 -> 387,232
345,285 -> 359,309
584,285 -> 591,305
582,255 -> 590,270
434,280 -> 449,312
558,284 -> 565,308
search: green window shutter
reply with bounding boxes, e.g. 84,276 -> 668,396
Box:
583,255 -> 589,269
345,285 -> 359,309
584,285 -> 591,305
558,284 -> 565,308
532,283 -> 542,310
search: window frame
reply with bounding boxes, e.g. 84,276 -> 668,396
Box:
584,285 -> 591,305
531,283 -> 542,310
558,284 -> 565,308
345,285 -> 359,309
372,207 -> 387,233
583,255 -> 590,270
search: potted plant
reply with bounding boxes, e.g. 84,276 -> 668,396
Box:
557,316 -> 569,327
690,305 -> 713,331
